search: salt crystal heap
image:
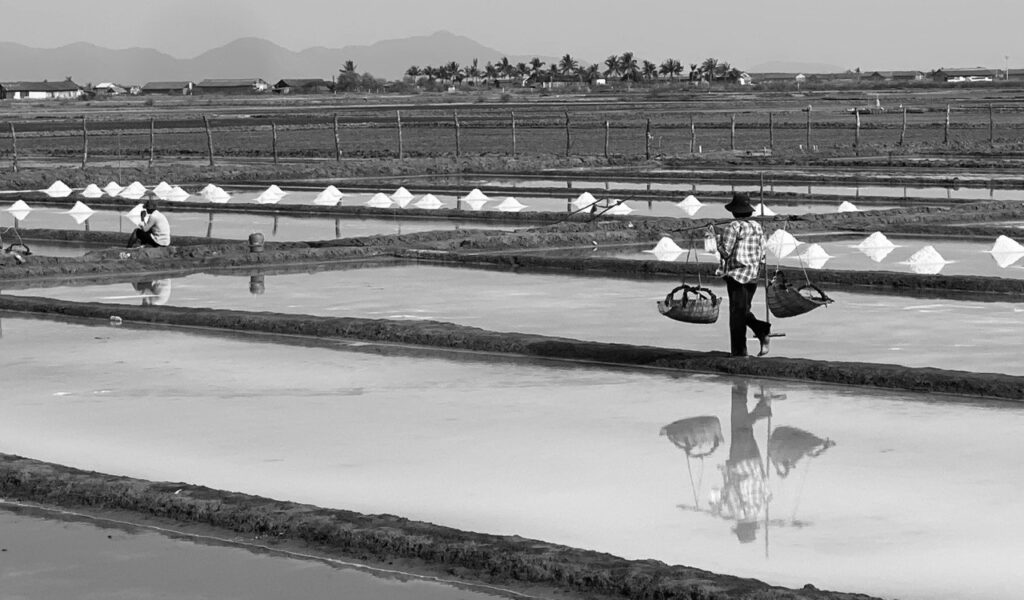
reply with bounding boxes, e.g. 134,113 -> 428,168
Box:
313,185 -> 343,206
985,235 -> 1024,268
119,181 -> 147,199
677,194 -> 703,217
81,184 -> 104,198
644,237 -> 684,262
43,180 -> 72,198
901,245 -> 951,275
166,186 -> 190,202
152,182 -> 174,198
837,201 -> 860,213
854,231 -> 898,262
254,185 -> 287,204
390,187 -> 414,208
496,197 -> 527,212
366,193 -> 393,208
572,192 -> 599,210
795,243 -> 833,269
751,203 -> 776,216
415,194 -> 443,210
766,229 -> 802,258
6,199 -> 32,221
65,200 -> 94,224
103,182 -> 124,197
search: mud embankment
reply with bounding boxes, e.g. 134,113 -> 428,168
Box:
1,295 -> 1020,401
0,453 -> 877,600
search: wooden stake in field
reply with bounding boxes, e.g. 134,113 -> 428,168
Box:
396,110 -> 404,159
81,115 -> 88,169
148,118 -> 155,168
202,114 -> 215,167
645,118 -> 652,159
900,106 -> 907,146
604,120 -> 610,159
453,110 -> 461,157
768,112 -> 774,151
805,105 -> 812,150
944,104 -> 950,145
271,121 -> 279,164
854,110 -> 861,153
689,115 -> 696,153
510,111 -> 517,156
730,114 -> 736,151
9,123 -> 18,173
333,114 -> 341,161
564,111 -> 571,157
989,103 -> 995,144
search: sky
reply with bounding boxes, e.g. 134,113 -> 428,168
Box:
1,0 -> 1021,71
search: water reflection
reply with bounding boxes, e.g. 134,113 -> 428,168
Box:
131,279 -> 172,306
663,380 -> 835,552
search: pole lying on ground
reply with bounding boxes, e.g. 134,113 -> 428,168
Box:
202,114 -> 215,167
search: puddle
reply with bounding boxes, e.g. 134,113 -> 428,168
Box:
0,316 -> 1020,600
9,264 -> 1023,375
0,505 -> 501,600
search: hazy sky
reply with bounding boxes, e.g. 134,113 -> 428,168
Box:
1,0 -> 1021,71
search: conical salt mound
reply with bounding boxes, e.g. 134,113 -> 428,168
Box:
66,200 -> 94,215
644,237 -> 684,255
605,202 -> 633,215
126,203 -> 145,220
678,195 -> 702,209
103,182 -> 124,196
988,235 -> 1024,255
366,193 -> 393,208
123,181 -> 147,196
166,186 -> 190,202
462,188 -> 489,201
391,186 -> 413,201
796,243 -> 832,269
572,192 -> 598,210
393,195 -> 414,209
465,199 -> 488,211
6,199 -> 32,221
903,246 -> 950,275
496,197 -> 527,212
199,183 -> 218,196
991,251 -> 1024,269
859,245 -> 896,263
254,188 -> 284,204
206,188 -> 231,203
856,231 -> 897,250
69,211 -> 92,225
313,188 -> 343,206
43,180 -> 72,197
118,187 -> 145,200
152,181 -> 173,197
837,200 -> 860,213
415,194 -> 443,209
264,184 -> 286,198
752,203 -> 776,216
766,229 -> 802,258
81,184 -> 103,198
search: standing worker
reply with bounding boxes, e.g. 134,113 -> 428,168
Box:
126,198 -> 171,248
708,193 -> 771,357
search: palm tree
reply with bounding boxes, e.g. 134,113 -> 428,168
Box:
603,54 -> 620,78
484,62 -> 499,83
529,57 -> 545,76
422,66 -> 436,81
342,60 -> 357,74
689,63 -> 699,82
559,54 -> 579,75
516,62 -> 530,78
619,52 -> 640,82
585,63 -> 601,83
715,61 -> 731,81
464,59 -> 480,85
499,57 -> 513,79
659,58 -> 683,80
445,61 -> 462,84
642,60 -> 658,81
406,65 -> 421,79
700,58 -> 719,82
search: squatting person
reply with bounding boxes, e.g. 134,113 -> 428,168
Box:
709,193 -> 771,357
126,199 -> 171,248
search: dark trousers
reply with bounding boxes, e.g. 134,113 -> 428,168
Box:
127,228 -> 160,248
725,276 -> 771,356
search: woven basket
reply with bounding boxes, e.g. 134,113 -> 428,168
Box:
766,272 -> 834,318
658,284 -> 721,324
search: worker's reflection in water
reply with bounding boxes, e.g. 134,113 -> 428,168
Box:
661,379 -> 835,547
131,279 -> 172,306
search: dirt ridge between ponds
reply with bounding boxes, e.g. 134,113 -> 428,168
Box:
0,453 -> 880,600
0,294 -> 1020,401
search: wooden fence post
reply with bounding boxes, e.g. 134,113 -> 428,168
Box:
9,123 -> 17,173
333,114 -> 341,160
730,114 -> 736,151
944,104 -> 950,145
768,112 -> 774,151
453,110 -> 461,157
805,105 -> 812,150
396,110 -> 403,158
510,111 -> 516,156
989,103 -> 994,144
271,121 -> 279,164
148,118 -> 155,168
202,114 -> 215,167
81,115 -> 88,169
689,115 -> 696,153
645,118 -> 651,159
854,110 -> 861,153
604,120 -> 610,159
900,106 -> 907,146
564,111 -> 571,157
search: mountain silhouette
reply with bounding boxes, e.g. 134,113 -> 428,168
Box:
0,31 -> 560,86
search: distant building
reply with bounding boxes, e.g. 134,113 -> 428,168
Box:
142,81 -> 194,95
932,68 -> 998,83
749,73 -> 805,86
273,78 -> 333,94
1004,68 -> 1024,81
195,78 -> 269,95
867,71 -> 925,82
94,82 -> 129,95
0,80 -> 83,100
527,72 -> 586,88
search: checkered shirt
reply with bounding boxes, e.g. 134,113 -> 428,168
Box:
716,219 -> 765,284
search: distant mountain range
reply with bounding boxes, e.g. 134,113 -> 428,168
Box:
0,31 -> 563,86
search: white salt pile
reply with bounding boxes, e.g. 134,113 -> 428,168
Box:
644,237 -> 684,261
366,193 -> 393,208
464,199 -> 488,211
415,194 -> 443,209
81,184 -> 104,198
313,186 -> 343,206
43,180 -> 72,198
166,186 -> 190,202
254,185 -> 286,204
986,236 -> 1024,269
795,243 -> 832,269
837,201 -> 860,212
604,202 -> 633,215
5,200 -> 32,221
152,182 -> 173,198
390,187 -> 414,202
901,245 -> 952,275
766,229 -> 802,258
572,192 -> 598,210
462,188 -> 489,201
496,197 -> 527,212
103,181 -> 124,196
677,194 -> 703,216
752,203 -> 776,216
